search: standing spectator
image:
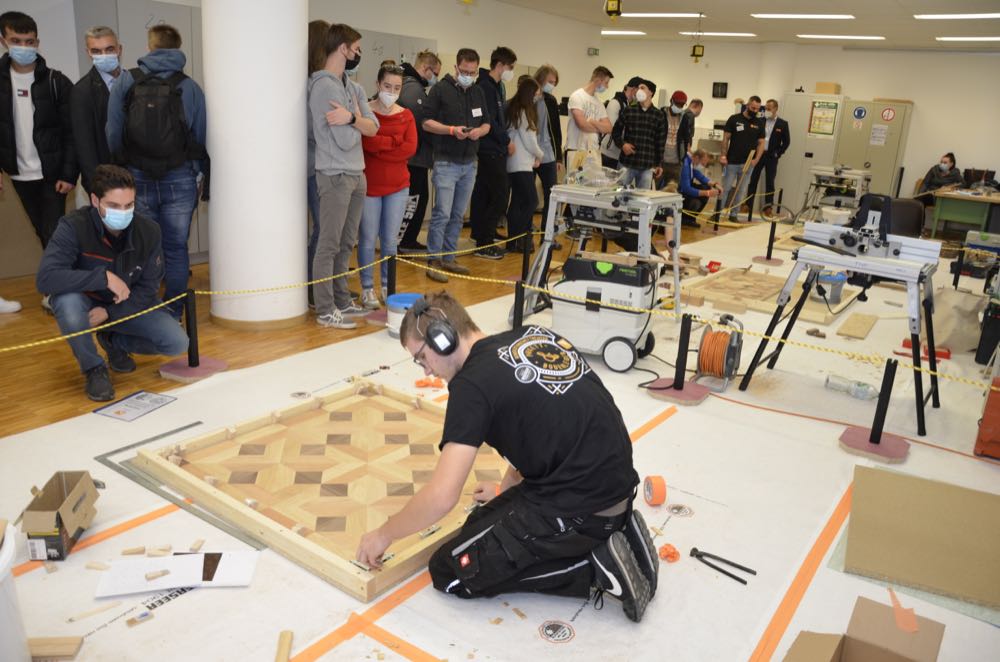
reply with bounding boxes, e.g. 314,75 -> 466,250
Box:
470,46 -> 516,260
397,50 -> 441,252
420,48 -> 490,283
533,64 -> 561,237
611,80 -> 665,190
307,23 -> 378,329
677,97 -> 702,159
505,77 -> 544,254
106,24 -> 207,318
358,65 -> 417,308
678,148 -> 721,228
72,26 -> 122,195
565,66 -> 613,171
306,18 -> 329,307
599,76 -> 640,169
719,95 -> 764,222
746,98 -> 790,217
659,90 -> 687,187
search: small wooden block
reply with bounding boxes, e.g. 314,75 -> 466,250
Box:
126,611 -> 155,628
837,313 -> 879,340
28,636 -> 83,661
86,561 -> 110,571
489,617 -> 503,625
275,630 -> 294,662
806,328 -> 827,339
121,546 -> 145,556
146,548 -> 171,557
145,569 -> 170,581
44,561 -> 59,574
512,607 -> 527,620
189,539 -> 205,552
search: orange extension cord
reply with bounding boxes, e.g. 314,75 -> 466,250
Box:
698,329 -> 733,377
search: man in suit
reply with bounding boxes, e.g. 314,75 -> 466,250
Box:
747,98 -> 789,217
71,25 -> 123,194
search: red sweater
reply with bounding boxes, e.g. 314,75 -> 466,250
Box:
362,108 -> 418,197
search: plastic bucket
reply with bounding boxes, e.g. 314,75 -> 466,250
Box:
0,523 -> 30,662
386,293 -> 422,338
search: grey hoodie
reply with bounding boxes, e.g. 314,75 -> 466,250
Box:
308,70 -> 377,176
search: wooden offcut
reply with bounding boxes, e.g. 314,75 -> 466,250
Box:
133,382 -> 509,602
845,466 -> 1000,608
836,313 -> 878,340
28,637 -> 83,661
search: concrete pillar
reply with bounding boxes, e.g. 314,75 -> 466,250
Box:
757,43 -> 797,104
203,0 -> 308,328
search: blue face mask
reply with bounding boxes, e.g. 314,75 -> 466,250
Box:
596,84 -> 608,94
102,205 -> 134,231
92,53 -> 119,74
457,73 -> 475,88
427,72 -> 438,86
542,82 -> 555,94
8,45 -> 38,66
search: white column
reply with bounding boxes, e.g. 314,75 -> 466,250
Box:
757,43 -> 797,103
203,0 -> 308,326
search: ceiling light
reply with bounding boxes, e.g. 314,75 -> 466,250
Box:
751,14 -> 854,20
679,31 -> 756,37
935,36 -> 1000,41
915,13 -> 1000,20
601,30 -> 646,35
621,13 -> 703,18
797,34 -> 885,40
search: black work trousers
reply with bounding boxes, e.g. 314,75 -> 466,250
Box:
534,160 -> 557,237
10,178 -> 68,249
747,155 -> 779,211
400,165 -> 429,246
505,171 -> 537,248
428,485 -> 628,600
469,153 -> 509,247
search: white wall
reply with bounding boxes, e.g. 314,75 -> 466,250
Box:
600,38 -> 1000,195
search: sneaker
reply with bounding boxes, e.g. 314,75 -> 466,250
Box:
475,246 -> 505,261
361,288 -> 381,310
41,294 -> 53,315
426,260 -> 449,283
590,531 -> 652,623
84,364 -> 115,402
441,260 -> 470,275
398,240 -> 427,253
96,331 -> 136,373
623,510 -> 658,596
338,300 -> 367,318
0,296 -> 21,313
316,309 -> 357,329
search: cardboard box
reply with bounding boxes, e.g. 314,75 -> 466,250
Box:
20,471 -> 99,561
815,82 -> 842,95
784,597 -> 945,662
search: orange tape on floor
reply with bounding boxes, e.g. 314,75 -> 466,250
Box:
361,620 -> 442,662
13,502 -> 181,577
630,406 -> 678,443
748,483 -> 853,662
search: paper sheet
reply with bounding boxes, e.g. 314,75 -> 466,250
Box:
95,551 -> 258,598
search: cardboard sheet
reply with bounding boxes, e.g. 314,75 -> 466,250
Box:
95,551 -> 258,598
845,466 -> 1000,608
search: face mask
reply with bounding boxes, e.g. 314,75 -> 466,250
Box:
425,71 -> 438,85
8,45 -> 38,66
500,68 -> 513,82
457,73 -> 475,88
671,104 -> 683,114
596,84 -> 607,94
635,90 -> 648,103
378,91 -> 399,107
764,110 -> 774,119
102,205 -> 134,231
542,82 -> 554,94
92,53 -> 119,74
345,51 -> 361,72
939,162 -> 949,171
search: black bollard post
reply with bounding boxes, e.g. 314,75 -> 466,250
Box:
868,359 -> 898,444
520,236 -> 531,282
512,281 -> 525,330
184,289 -> 200,368
673,313 -> 693,389
387,255 -> 397,297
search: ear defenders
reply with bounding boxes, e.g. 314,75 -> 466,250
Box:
412,298 -> 458,356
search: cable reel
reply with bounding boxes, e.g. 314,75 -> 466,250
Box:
692,314 -> 743,392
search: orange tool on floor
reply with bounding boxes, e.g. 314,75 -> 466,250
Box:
658,544 -> 680,563
643,475 -> 667,506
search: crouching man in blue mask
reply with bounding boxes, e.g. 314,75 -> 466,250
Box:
36,164 -> 188,402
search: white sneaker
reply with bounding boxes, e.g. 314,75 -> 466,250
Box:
40,294 -> 53,315
361,288 -> 381,310
0,296 -> 22,313
316,309 -> 357,329
338,300 -> 367,318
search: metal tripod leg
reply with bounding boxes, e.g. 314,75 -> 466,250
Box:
766,269 -> 819,370
923,278 -> 940,409
739,261 -> 809,391
911,331 -> 926,437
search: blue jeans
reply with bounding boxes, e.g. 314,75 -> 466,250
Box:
358,188 -> 409,289
307,173 -> 321,286
721,163 -> 750,219
622,168 -> 653,189
51,292 -> 188,373
130,166 -> 198,316
428,160 -> 477,261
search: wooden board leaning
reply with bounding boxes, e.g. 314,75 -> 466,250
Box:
132,381 -> 508,602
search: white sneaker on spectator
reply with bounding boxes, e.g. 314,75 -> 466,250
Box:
361,288 -> 381,310
316,309 -> 357,329
338,300 -> 367,318
0,296 -> 22,313
41,294 -> 53,315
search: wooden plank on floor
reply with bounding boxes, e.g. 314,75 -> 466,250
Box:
836,313 -> 878,339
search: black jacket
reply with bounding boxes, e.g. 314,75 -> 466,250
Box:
422,74 -> 488,164
764,117 -> 790,159
36,206 -> 165,321
71,66 -> 115,193
399,63 -> 433,169
677,109 -> 697,160
475,67 -> 510,157
0,53 -> 77,183
543,92 -> 562,163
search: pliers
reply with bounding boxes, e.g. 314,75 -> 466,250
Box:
690,547 -> 757,585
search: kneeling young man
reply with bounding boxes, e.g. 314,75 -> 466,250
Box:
357,291 -> 657,621
36,164 -> 188,401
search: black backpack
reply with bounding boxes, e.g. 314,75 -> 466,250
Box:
122,68 -> 204,179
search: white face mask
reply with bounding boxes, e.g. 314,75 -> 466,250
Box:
764,110 -> 774,119
542,82 -> 555,94
635,90 -> 648,103
596,84 -> 608,94
457,73 -> 475,88
938,162 -> 950,171
379,91 -> 399,107
671,104 -> 683,114
501,68 -> 514,82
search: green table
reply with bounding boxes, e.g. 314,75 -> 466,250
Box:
931,190 -> 1000,238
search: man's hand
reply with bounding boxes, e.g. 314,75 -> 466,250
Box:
653,167 -> 663,180
507,142 -> 516,156
704,188 -> 720,198
622,143 -> 636,156
88,306 -> 109,327
469,125 -> 489,140
452,126 -> 468,140
55,180 -> 75,194
532,158 -> 541,169
106,270 -> 131,304
326,101 -> 354,126
356,526 -> 392,569
719,155 -> 728,166
472,481 -> 499,503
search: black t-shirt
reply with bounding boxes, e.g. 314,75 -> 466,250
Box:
724,112 -> 765,164
441,326 -> 639,517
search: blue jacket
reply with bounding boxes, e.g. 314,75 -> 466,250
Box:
106,49 -> 207,176
475,67 -> 510,157
37,206 -> 166,321
679,154 -> 710,199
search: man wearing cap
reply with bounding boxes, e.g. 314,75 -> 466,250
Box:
658,90 -> 687,188
599,76 -> 641,169
611,79 -> 665,190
